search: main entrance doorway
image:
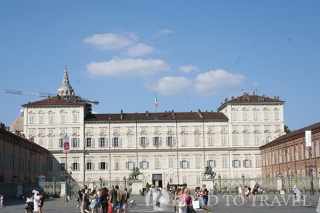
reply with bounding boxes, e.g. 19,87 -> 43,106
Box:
152,174 -> 162,188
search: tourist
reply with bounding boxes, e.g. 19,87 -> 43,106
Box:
200,184 -> 211,213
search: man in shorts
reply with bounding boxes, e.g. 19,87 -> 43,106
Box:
200,184 -> 211,213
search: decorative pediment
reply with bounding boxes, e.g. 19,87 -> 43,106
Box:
167,131 -> 174,136
264,130 -> 271,133
86,132 -> 93,137
113,132 -> 120,137
126,132 -> 134,136
100,132 -> 107,136
180,131 -> 188,135
47,133 -> 55,137
254,130 -> 260,133
207,130 -> 214,135
243,130 -> 249,134
232,130 -> 238,134
193,131 -> 201,135
72,133 -> 80,137
153,131 -> 161,136
140,130 -> 148,136
38,133 -> 45,137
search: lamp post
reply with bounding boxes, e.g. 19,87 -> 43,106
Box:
123,176 -> 126,188
99,176 -> 102,189
218,174 -> 221,193
241,174 -> 245,186
287,174 -> 291,193
307,147 -> 315,195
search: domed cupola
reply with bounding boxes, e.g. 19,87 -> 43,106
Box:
57,65 -> 75,97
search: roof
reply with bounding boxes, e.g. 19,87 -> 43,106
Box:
217,92 -> 284,111
260,122 -> 320,149
10,116 -> 24,132
22,97 -> 86,107
85,110 -> 228,122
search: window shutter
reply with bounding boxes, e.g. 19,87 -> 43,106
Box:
206,160 -> 210,166
243,160 -> 245,167
106,138 -> 108,147
232,160 -> 235,167
77,163 -> 80,171
119,138 -> 122,147
92,138 -> 95,148
147,162 -> 149,169
126,162 -> 128,169
173,137 -> 176,146
98,162 -> 101,170
153,137 -> 156,146
133,162 -> 136,168
180,161 -> 182,168
139,162 -> 142,168
187,161 -> 190,168
139,137 -> 142,147
159,138 -> 162,146
146,138 -> 149,147
166,137 -> 169,146
112,138 -> 115,147
239,160 -> 241,167
98,138 -> 101,147
213,160 -> 216,167
92,163 -> 95,170
84,139 -> 87,147
250,160 -> 252,168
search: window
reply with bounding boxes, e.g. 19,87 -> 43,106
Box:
232,158 -> 240,168
86,159 -> 94,170
194,135 -> 200,146
220,126 -> 227,131
113,127 -> 120,132
253,111 -> 258,120
243,135 -> 249,146
39,138 -> 43,146
243,125 -> 249,131
86,138 -> 95,148
166,137 -> 175,147
73,114 -> 78,123
255,155 -> 260,168
243,156 -> 251,168
127,127 -> 133,132
242,111 -> 247,120
100,127 -> 107,133
232,135 -> 238,146
181,136 -> 187,147
126,160 -> 135,170
59,138 -> 63,148
114,158 -> 119,170
59,162 -> 66,171
180,157 -> 189,169
222,155 -> 227,168
221,135 -> 227,146
208,135 -> 214,146
49,115 -> 54,124
254,135 -> 259,145
39,115 -> 43,124
274,111 -> 279,120
127,136 -> 133,148
29,115 -> 35,124
195,156 -> 200,168
231,111 -> 237,121
112,137 -> 122,147
86,127 -> 93,133
140,158 -> 149,169
155,157 -> 160,169
99,158 -> 107,170
168,157 -> 174,168
98,138 -> 107,147
49,138 -> 53,148
153,137 -> 161,147
139,137 -> 148,147
264,111 -> 269,120
60,115 -> 65,124
72,138 -> 79,148
207,160 -> 216,168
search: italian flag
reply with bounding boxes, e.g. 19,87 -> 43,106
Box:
154,89 -> 158,108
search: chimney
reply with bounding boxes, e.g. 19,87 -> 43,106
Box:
197,109 -> 203,118
253,91 -> 255,95
146,111 -> 149,116
172,110 -> 175,118
231,96 -> 234,100
120,109 -> 123,120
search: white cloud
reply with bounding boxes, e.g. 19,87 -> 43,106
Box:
86,58 -> 170,77
152,76 -> 192,95
179,65 -> 200,73
125,43 -> 156,57
158,29 -> 174,36
194,69 -> 245,95
83,33 -> 134,50
253,81 -> 259,87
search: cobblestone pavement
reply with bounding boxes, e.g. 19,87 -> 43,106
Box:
1,194 -> 320,213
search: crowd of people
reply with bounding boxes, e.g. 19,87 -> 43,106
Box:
24,189 -> 45,213
171,184 -> 211,213
76,184 -> 130,213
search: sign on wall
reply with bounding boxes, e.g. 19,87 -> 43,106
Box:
63,136 -> 70,153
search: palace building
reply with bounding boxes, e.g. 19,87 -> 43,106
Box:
16,67 -> 285,189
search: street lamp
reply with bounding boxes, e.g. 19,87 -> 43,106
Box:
287,174 -> 291,193
307,147 -> 315,195
99,176 -> 102,189
123,176 -> 126,188
218,174 -> 221,193
241,174 -> 245,186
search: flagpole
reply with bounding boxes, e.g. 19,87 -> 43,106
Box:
154,89 -> 158,117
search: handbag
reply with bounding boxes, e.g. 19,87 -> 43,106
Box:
179,201 -> 186,209
108,201 -> 113,213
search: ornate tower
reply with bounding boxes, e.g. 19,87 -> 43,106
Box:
57,65 -> 75,97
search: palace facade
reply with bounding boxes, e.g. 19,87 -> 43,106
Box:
19,67 -> 285,189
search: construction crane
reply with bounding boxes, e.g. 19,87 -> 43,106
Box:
4,89 -> 99,105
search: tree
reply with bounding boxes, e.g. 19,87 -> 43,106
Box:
284,125 -> 291,133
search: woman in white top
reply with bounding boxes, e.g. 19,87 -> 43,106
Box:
238,184 -> 243,202
25,192 -> 34,213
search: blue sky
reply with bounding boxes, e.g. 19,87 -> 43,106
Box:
0,1 -> 319,131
